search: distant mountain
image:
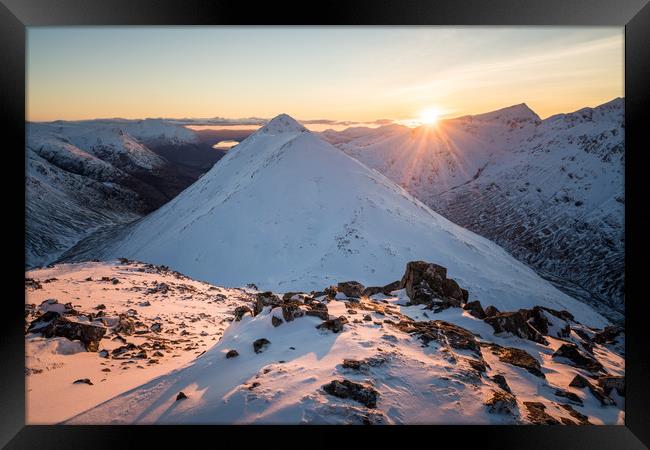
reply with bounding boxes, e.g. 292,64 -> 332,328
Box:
26,119 -> 224,268
322,99 -> 624,322
60,114 -> 606,327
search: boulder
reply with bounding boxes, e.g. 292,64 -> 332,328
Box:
399,261 -> 466,309
305,303 -> 329,320
552,343 -> 604,372
271,315 -> 283,327
381,280 -> 401,295
73,378 -> 93,386
362,286 -> 384,297
559,404 -> 591,425
322,379 -> 379,408
323,286 -> 338,299
484,305 -> 500,318
253,338 -> 271,354
317,316 -> 348,333
226,349 -> 239,359
234,306 -> 252,321
554,389 -> 583,406
149,323 -> 162,333
281,301 -> 305,322
253,292 -> 282,316
337,281 -> 365,298
114,314 -> 136,335
463,301 -> 486,319
176,392 -> 188,401
28,312 -> 106,352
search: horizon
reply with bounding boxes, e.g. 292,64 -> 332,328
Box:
27,27 -> 623,123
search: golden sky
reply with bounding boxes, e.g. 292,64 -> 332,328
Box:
27,27 -> 623,123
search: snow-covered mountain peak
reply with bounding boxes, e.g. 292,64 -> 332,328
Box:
462,103 -> 542,125
260,113 -> 307,134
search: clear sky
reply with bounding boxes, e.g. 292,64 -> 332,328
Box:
27,26 -> 623,123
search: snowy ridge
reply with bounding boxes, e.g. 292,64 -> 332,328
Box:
25,261 -> 624,425
62,114 -> 607,327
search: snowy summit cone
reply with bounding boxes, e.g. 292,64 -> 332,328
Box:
259,113 -> 308,134
61,112 -> 607,327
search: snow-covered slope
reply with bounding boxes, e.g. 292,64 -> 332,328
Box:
26,120 -> 223,268
62,114 -> 607,327
324,100 -> 624,322
25,261 -> 623,425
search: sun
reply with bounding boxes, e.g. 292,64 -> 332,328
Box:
418,107 -> 443,126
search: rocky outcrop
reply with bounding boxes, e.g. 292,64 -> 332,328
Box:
253,292 -> 282,316
485,390 -> 518,416
337,281 -> 365,298
523,402 -> 560,425
484,343 -> 545,378
484,305 -> 500,318
317,316 -> 348,333
399,261 -> 466,309
552,343 -> 604,373
234,306 -> 252,321
463,301 -> 486,319
593,326 -> 624,345
393,320 -> 481,356
271,315 -> 283,327
484,308 -> 549,344
597,376 -> 624,397
569,374 -> 615,406
322,379 -> 379,408
28,312 -> 106,351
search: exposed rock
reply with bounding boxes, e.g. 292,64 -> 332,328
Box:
226,349 -> 239,359
317,316 -> 348,333
73,378 -> 93,385
323,286 -> 338,298
485,390 -> 518,415
271,315 -> 283,327
399,261 -> 465,309
393,320 -> 481,356
253,338 -> 271,354
463,300 -> 486,319
111,343 -> 138,357
305,302 -> 329,320
484,305 -> 500,318
281,301 -> 305,322
552,343 -> 603,372
139,300 -> 151,307
253,292 -> 282,316
484,308 -> 549,344
322,379 -> 379,408
98,350 -> 109,358
597,376 -> 625,397
381,280 -> 401,295
150,323 -> 162,333
559,404 -> 591,425
362,286 -> 384,297
282,292 -> 306,302
114,315 -> 136,335
363,314 -> 372,322
593,326 -> 624,345
176,392 -> 187,401
491,374 -> 512,393
234,306 -> 252,321
95,304 -> 106,310
553,389 -> 583,406
26,278 -> 43,290
28,312 -> 106,351
337,281 -> 365,298
484,343 -> 545,378
568,374 -> 615,406
467,358 -> 488,373
523,402 -> 560,425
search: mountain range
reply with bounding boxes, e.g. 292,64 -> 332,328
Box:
323,99 -> 624,322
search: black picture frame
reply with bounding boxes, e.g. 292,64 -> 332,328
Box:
1,0 -> 648,448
